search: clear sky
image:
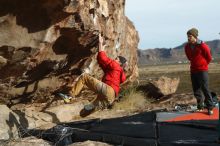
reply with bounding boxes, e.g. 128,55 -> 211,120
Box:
125,0 -> 220,49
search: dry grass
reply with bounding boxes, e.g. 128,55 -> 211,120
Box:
112,87 -> 151,111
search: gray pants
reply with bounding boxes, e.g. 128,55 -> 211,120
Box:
191,71 -> 214,110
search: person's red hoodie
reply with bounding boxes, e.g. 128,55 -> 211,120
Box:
185,41 -> 212,73
97,51 -> 126,96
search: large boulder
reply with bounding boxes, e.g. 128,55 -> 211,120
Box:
0,105 -> 20,140
138,76 -> 180,99
9,101 -> 86,129
152,76 -> 180,95
0,0 -> 139,104
0,104 -> 54,140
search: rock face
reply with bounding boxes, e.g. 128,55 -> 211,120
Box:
0,0 -> 139,104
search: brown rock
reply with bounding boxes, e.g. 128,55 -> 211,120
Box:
152,76 -> 180,95
0,0 -> 139,105
138,76 -> 180,99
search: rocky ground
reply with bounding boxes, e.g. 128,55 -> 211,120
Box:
0,75 -> 204,145
1,72 -> 220,146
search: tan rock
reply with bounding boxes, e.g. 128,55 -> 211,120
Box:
152,76 -> 180,95
0,56 -> 7,68
0,105 -> 20,140
45,101 -> 85,122
140,76 -> 180,99
38,112 -> 53,122
4,136 -> 52,146
70,140 -> 113,146
0,0 -> 139,104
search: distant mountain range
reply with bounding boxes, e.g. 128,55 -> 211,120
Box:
138,39 -> 220,65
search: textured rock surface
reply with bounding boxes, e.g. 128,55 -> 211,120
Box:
152,76 -> 180,95
0,0 -> 139,105
70,140 -> 112,146
2,137 -> 52,146
0,105 -> 20,140
43,101 -> 85,122
138,76 -> 180,99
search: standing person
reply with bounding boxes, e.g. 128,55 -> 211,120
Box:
58,33 -> 127,112
185,28 -> 214,115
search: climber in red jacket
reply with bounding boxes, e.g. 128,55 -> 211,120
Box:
58,33 -> 127,112
184,28 -> 214,115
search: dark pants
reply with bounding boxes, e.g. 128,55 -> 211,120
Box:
191,71 -> 214,110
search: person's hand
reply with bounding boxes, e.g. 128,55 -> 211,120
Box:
99,33 -> 103,45
122,62 -> 128,71
99,33 -> 104,51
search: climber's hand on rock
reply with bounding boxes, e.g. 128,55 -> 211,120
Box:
99,33 -> 103,44
99,33 -> 104,51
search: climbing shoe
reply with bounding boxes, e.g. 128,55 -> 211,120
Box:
57,93 -> 73,103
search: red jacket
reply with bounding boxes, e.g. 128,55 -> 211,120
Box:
185,42 -> 212,73
97,51 -> 126,96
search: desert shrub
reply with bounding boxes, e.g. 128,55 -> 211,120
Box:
113,86 -> 151,111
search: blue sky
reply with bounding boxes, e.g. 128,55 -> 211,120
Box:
125,0 -> 220,49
